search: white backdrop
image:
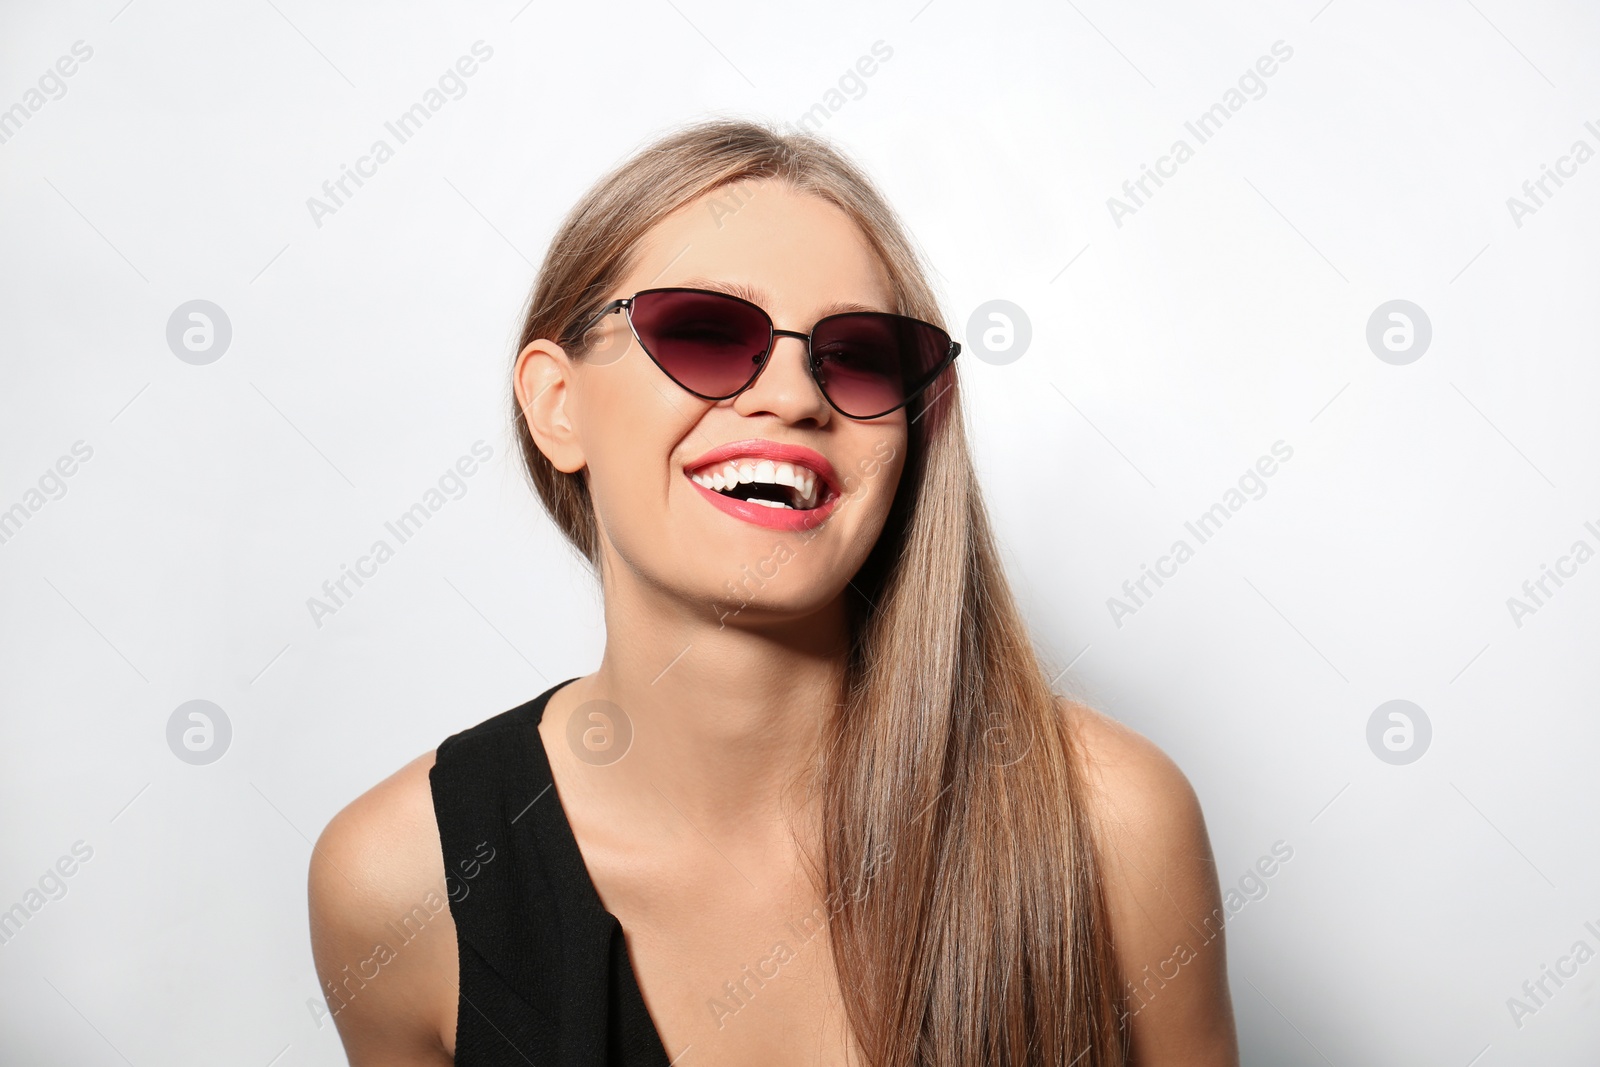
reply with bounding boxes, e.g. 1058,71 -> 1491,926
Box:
2,0 -> 1597,1063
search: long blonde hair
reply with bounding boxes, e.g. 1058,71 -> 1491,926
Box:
510,118 -> 1128,1067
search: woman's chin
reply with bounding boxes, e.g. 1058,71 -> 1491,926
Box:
697,581 -> 847,631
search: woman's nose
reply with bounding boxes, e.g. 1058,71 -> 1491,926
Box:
734,334 -> 830,421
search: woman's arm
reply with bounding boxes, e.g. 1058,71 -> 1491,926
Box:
1067,701 -> 1241,1067
307,751 -> 458,1066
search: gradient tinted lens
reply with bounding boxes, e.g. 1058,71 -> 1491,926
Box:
628,290 -> 953,418
811,312 -> 952,418
628,290 -> 770,397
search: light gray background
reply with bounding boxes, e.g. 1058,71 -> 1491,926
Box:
2,0 -> 1597,1063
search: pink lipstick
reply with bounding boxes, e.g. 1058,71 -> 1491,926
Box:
683,439 -> 841,532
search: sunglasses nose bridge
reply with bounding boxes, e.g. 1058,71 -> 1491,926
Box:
765,328 -> 813,365
741,329 -> 825,408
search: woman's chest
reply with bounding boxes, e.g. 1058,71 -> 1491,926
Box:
603,867 -> 863,1066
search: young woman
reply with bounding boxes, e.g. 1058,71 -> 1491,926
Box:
308,119 -> 1239,1067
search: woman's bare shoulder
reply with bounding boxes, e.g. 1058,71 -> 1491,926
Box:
1061,699 -> 1205,839
307,750 -> 458,1066
1059,697 -> 1241,1066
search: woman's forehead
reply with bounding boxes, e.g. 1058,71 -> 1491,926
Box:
625,188 -> 894,310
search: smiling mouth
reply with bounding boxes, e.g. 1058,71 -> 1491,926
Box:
687,458 -> 831,511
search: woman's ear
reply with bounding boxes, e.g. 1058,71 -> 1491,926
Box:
514,339 -> 586,474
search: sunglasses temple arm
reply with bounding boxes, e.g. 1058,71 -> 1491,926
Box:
570,298 -> 630,344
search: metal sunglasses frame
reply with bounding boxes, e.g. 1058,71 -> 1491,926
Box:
566,286 -> 961,420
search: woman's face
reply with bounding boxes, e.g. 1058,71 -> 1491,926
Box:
518,180 -> 910,626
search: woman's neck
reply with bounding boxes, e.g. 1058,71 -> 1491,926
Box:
543,581 -> 852,856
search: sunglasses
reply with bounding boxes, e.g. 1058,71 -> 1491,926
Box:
565,287 -> 961,420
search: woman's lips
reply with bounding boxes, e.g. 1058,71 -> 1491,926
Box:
682,439 -> 840,496
686,473 -> 839,531
681,437 -> 843,532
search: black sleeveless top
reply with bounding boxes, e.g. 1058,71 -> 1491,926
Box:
429,677 -> 673,1066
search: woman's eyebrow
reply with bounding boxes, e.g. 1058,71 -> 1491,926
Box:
673,276 -> 885,317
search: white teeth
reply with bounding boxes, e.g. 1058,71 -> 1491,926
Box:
688,456 -> 825,510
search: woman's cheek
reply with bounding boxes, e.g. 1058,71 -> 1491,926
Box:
861,439 -> 902,490
838,441 -> 899,506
